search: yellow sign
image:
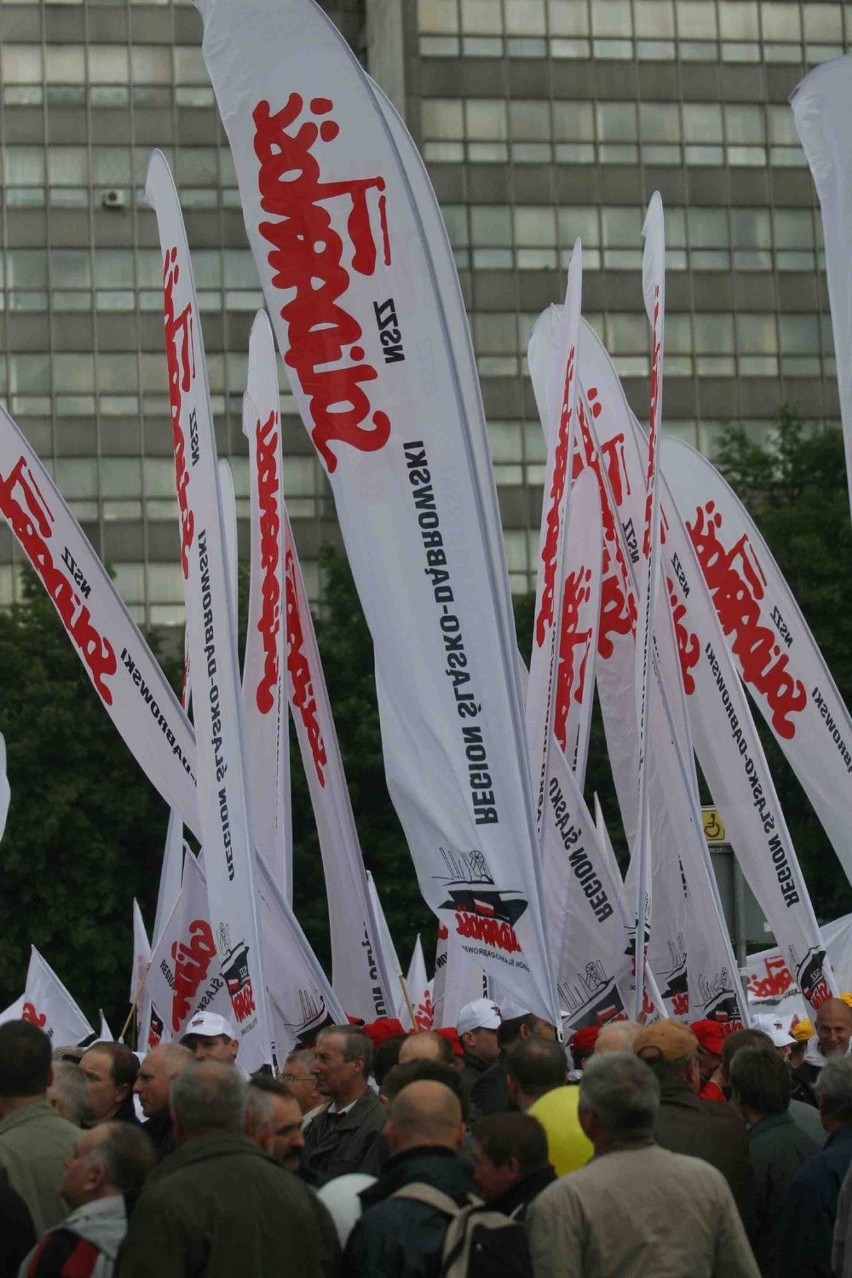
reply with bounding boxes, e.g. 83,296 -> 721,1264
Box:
702,807 -> 726,844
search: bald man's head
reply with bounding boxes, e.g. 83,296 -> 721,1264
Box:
134,1043 -> 194,1118
386,1080 -> 464,1154
816,999 -> 852,1058
595,1021 -> 642,1055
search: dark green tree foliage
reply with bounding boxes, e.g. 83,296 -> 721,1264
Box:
713,407 -> 852,919
0,572 -> 172,1021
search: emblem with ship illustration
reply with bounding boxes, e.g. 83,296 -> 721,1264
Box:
436,847 -> 528,926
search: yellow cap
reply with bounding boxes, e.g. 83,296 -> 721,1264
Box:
791,1017 -> 814,1042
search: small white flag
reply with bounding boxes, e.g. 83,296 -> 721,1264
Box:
19,948 -> 94,1044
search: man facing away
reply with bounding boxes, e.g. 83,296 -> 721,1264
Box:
782,1056 -> 852,1278
505,1039 -> 567,1113
302,1025 -> 387,1182
729,1046 -> 819,1276
79,1045 -> 139,1128
527,1052 -> 760,1278
133,1044 -> 194,1162
20,1122 -> 154,1278
115,1060 -> 339,1278
470,1009 -> 558,1118
0,1021 -> 79,1235
344,1079 -> 472,1278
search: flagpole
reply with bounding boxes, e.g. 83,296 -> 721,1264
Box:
398,973 -> 419,1031
119,961 -> 151,1045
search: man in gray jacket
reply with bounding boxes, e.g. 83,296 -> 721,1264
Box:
0,1021 -> 79,1235
527,1053 -> 760,1278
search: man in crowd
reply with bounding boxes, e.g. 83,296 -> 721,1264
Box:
634,1020 -> 753,1223
179,1012 -> 239,1065
794,997 -> 852,1105
568,1026 -> 598,1077
505,1038 -> 567,1112
79,1043 -> 139,1127
691,1019 -> 726,1101
116,1061 -> 339,1276
282,1047 -> 326,1125
471,1009 -> 557,1117
471,1112 -> 555,1220
302,1025 -> 386,1181
398,1030 -> 456,1068
781,1056 -> 852,1278
722,1027 -> 824,1145
527,1053 -> 760,1278
245,1075 -> 306,1172
21,1122 -> 154,1278
344,1080 -> 470,1277
729,1046 -> 819,1275
47,1060 -> 88,1127
456,998 -> 501,1107
594,1020 -> 642,1055
133,1043 -> 194,1162
0,1021 -> 79,1235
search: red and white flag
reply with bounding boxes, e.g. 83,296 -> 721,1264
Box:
664,437 -> 852,893
5,948 -> 94,1044
0,406 -> 199,838
282,497 -> 395,1020
527,242 -> 582,835
399,935 -> 433,1031
242,311 -> 292,899
432,921 -> 488,1030
145,149 -> 273,1070
198,0 -> 558,1022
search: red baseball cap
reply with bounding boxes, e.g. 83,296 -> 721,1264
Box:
690,1019 -> 726,1057
570,1025 -> 600,1053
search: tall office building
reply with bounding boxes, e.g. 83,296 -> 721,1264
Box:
0,0 -> 844,622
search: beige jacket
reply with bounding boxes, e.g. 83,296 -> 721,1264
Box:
0,1099 -> 79,1235
527,1139 -> 760,1278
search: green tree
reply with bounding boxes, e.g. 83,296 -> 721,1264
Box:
714,406 -> 852,919
0,573 -> 174,1025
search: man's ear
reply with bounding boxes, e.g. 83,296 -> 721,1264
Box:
578,1102 -> 596,1143
454,1122 -> 465,1150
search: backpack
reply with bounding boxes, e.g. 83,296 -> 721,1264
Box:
391,1182 -> 534,1278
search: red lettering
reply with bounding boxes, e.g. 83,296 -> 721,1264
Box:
454,909 -> 523,954
162,247 -> 196,578
554,564 -> 593,751
254,410 -> 282,714
0,457 -> 117,703
688,502 -> 806,738
21,1002 -> 47,1028
746,954 -> 794,1000
170,919 -> 217,1032
284,548 -> 328,786
231,981 -> 256,1024
252,95 -> 392,472
667,576 -> 700,695
535,346 -> 574,647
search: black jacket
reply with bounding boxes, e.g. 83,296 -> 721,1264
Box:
142,1108 -> 176,1163
487,1163 -> 556,1221
747,1110 -> 820,1277
651,1072 -> 753,1227
470,1058 -> 512,1117
345,1145 -> 473,1278
791,1060 -> 820,1107
779,1122 -> 852,1278
302,1090 -> 387,1183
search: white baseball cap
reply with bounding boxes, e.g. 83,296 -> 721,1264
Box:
753,1013 -> 795,1048
456,999 -> 501,1036
180,1012 -> 237,1042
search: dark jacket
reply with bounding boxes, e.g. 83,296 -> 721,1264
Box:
470,1058 -> 511,1117
302,1090 -> 387,1183
791,1060 -> 820,1107
141,1108 -> 175,1163
458,1052 -> 490,1121
488,1163 -> 557,1221
779,1122 -> 852,1278
651,1071 -> 753,1226
0,1179 -> 35,1278
115,1131 -> 339,1278
345,1145 -> 473,1278
747,1109 -> 820,1277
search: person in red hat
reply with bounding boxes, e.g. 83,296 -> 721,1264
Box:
569,1026 -> 599,1078
691,1019 -> 727,1101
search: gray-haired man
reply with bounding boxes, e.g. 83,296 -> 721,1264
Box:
116,1061 -> 339,1278
527,1052 -> 760,1278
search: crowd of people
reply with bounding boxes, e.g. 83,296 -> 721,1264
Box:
3,995 -> 852,1275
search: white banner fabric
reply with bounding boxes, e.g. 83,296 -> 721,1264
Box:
0,406 -> 199,839
145,149 -> 272,1070
242,312 -> 293,899
664,437 -> 852,891
282,500 -> 395,1020
198,0 -> 557,1022
791,57 -> 852,524
130,899 -> 152,1005
20,948 -> 94,1045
